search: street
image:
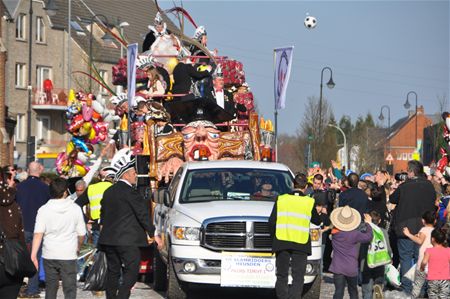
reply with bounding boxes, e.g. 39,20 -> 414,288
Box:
52,273 -> 357,299
50,273 -> 415,299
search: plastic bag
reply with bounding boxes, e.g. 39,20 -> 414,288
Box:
367,223 -> 391,268
84,250 -> 107,291
403,263 -> 416,281
385,264 -> 401,287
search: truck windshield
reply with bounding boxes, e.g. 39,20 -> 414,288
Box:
180,168 -> 293,203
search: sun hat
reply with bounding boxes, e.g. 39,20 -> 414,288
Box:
330,206 -> 361,232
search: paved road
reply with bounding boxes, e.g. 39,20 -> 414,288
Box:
50,273 -> 409,298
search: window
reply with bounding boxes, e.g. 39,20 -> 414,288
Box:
36,66 -> 52,90
16,14 -> 26,40
99,70 -> 108,95
15,63 -> 26,88
36,17 -> 46,43
36,116 -> 50,141
15,114 -> 26,142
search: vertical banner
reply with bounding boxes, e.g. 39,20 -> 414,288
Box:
127,43 -> 138,147
127,43 -> 138,107
274,46 -> 294,110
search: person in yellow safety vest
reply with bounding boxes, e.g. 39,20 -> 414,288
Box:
269,172 -> 322,299
75,168 -> 114,246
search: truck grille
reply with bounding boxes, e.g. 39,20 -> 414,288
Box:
201,218 -> 272,252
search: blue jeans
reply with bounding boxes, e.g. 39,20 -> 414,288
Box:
397,238 -> 418,294
25,231 -> 41,295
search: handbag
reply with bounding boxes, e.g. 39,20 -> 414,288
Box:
0,222 -> 37,278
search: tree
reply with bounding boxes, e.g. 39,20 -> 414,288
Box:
277,134 -> 304,173
298,96 -> 337,169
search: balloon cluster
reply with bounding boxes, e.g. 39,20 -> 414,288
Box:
56,90 -> 115,177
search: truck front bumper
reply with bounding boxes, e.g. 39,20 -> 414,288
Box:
171,244 -> 320,285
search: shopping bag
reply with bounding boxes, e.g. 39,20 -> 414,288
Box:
84,250 -> 108,291
367,223 -> 391,268
403,263 -> 416,281
385,264 -> 401,287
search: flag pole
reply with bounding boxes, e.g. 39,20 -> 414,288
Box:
273,49 -> 278,162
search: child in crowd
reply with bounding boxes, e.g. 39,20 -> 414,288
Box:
361,211 -> 392,299
315,199 -> 331,275
329,206 -> 373,299
420,228 -> 450,299
403,210 -> 435,298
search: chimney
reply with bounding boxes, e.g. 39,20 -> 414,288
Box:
417,105 -> 424,114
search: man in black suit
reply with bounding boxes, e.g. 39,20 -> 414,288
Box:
205,69 -> 244,117
171,57 -> 212,96
98,150 -> 162,299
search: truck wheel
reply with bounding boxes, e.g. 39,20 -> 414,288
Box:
302,276 -> 321,299
152,249 -> 167,291
167,254 -> 188,299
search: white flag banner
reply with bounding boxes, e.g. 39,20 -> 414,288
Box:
127,43 -> 138,108
274,46 -> 294,110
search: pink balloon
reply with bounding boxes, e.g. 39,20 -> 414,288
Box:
82,104 -> 94,121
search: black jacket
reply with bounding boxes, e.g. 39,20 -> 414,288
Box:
269,192 -> 321,254
390,177 -> 436,237
338,187 -> 370,217
204,87 -> 236,116
172,62 -> 211,95
98,181 -> 154,247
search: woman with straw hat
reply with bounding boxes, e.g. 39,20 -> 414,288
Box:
329,206 -> 373,299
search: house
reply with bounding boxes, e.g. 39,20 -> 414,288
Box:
384,106 -> 433,173
1,0 -> 177,168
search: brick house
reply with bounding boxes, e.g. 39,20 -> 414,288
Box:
384,106 -> 433,173
1,0 -> 173,168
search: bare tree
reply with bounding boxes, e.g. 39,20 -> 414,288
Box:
437,93 -> 448,115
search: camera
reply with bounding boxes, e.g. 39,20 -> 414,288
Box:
394,172 -> 408,182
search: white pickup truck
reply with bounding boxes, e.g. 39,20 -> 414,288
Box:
152,160 -> 322,299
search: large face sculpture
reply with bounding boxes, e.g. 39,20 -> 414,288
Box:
182,120 -> 220,161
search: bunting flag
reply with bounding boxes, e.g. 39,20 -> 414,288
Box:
274,46 -> 294,110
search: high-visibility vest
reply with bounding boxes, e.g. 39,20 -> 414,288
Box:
276,194 -> 314,244
87,181 -> 112,220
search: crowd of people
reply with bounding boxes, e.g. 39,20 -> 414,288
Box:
0,144 -> 161,299
272,159 -> 450,299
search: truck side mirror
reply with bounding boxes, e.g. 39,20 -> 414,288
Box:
154,188 -> 168,204
163,189 -> 171,207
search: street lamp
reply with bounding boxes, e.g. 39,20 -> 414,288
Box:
379,105 -> 391,157
404,91 -> 418,148
89,14 -> 115,92
319,67 -> 335,141
328,124 -> 348,170
119,21 -> 130,58
26,0 -> 58,166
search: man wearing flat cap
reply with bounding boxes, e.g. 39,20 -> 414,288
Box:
98,149 -> 162,299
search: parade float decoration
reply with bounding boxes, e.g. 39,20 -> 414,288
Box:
62,1 -> 275,186
56,90 -> 117,177
437,112 -> 450,177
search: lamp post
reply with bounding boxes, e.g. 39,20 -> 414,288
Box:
378,105 -> 391,157
119,21 -> 129,58
404,91 -> 418,148
25,1 -> 57,166
88,14 -> 114,93
328,124 -> 348,170
318,67 -> 335,142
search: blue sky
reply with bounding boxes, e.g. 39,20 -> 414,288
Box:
164,0 -> 449,135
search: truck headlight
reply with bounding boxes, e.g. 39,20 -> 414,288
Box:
310,228 -> 320,242
173,226 -> 200,241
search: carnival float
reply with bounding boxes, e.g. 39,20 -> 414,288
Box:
56,2 -> 275,191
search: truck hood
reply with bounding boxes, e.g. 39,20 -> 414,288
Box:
175,200 -> 275,224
